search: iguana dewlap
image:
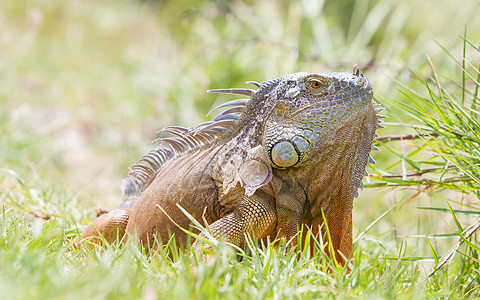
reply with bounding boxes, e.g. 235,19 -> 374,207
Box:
81,66 -> 380,262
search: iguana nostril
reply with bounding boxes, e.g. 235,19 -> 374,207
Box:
270,141 -> 299,168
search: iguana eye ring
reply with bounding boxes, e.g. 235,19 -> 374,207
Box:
308,78 -> 323,89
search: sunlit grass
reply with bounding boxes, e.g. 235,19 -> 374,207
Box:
1,0 -> 480,298
372,36 -> 480,294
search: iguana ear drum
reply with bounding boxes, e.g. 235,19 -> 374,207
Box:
270,140 -> 299,168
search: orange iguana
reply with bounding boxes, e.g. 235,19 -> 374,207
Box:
81,66 -> 381,262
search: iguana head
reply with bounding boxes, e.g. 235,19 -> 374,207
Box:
261,68 -> 374,169
207,66 -> 377,196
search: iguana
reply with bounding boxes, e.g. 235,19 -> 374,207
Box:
81,65 -> 381,262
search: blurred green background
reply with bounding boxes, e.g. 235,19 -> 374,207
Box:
1,0 -> 480,286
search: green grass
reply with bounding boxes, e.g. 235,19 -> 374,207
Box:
1,0 -> 480,298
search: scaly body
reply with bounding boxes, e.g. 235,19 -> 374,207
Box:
81,66 -> 380,261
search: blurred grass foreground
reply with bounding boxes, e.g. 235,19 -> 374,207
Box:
1,0 -> 480,298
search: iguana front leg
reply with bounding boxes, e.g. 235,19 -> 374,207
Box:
199,191 -> 277,248
80,208 -> 130,245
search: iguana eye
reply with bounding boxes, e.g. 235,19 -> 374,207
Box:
308,79 -> 322,89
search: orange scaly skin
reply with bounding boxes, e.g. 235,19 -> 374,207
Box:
81,66 -> 381,263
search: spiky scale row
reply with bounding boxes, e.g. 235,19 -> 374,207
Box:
206,98 -> 250,117
207,89 -> 255,97
258,77 -> 282,89
122,89 -> 254,200
373,103 -> 386,129
246,81 -> 261,87
193,119 -> 238,133
356,101 -> 385,197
